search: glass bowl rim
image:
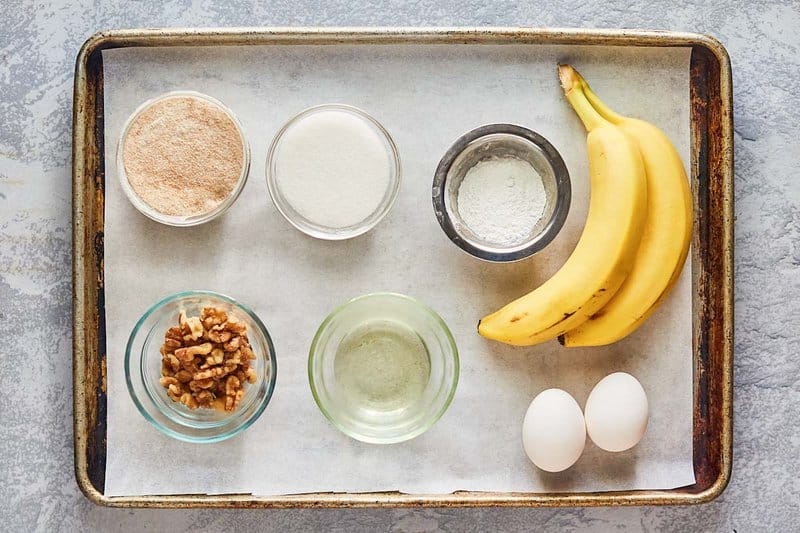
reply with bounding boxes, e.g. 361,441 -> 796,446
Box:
125,289 -> 277,443
307,292 -> 460,444
265,103 -> 402,241
116,90 -> 251,228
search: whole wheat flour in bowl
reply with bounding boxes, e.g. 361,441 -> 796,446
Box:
118,91 -> 250,226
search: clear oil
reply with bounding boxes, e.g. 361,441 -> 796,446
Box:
334,319 -> 431,414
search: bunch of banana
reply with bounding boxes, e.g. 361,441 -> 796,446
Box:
561,66 -> 693,346
478,65 -> 691,347
477,66 -> 647,346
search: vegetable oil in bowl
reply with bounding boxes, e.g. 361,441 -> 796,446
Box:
334,319 -> 431,415
308,292 -> 458,444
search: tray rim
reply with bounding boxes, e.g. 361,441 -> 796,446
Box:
72,26 -> 733,508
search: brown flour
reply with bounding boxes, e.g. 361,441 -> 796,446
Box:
122,95 -> 245,217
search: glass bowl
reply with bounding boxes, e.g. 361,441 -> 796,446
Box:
309,293 -> 459,444
265,104 -> 401,240
125,291 -> 276,443
432,124 -> 571,262
117,91 -> 251,227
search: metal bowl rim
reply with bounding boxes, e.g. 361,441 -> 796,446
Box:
432,123 -> 571,262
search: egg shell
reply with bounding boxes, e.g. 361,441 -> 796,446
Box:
522,388 -> 586,472
584,372 -> 649,452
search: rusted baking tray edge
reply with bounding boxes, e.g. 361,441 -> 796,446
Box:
72,27 -> 733,508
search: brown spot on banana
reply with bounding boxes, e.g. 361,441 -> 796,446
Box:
526,308 -> 582,339
589,308 -> 607,320
509,312 -> 528,323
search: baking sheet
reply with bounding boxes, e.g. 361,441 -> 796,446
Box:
101,44 -> 694,496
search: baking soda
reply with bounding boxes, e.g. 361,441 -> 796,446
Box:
456,158 -> 547,246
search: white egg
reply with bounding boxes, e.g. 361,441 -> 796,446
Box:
584,372 -> 649,452
522,388 -> 586,472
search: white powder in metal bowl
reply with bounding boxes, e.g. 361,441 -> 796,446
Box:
456,158 -> 547,246
273,109 -> 392,229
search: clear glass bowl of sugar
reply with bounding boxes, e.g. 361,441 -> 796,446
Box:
266,104 -> 401,240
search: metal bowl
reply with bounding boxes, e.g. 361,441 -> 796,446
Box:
432,124 -> 571,262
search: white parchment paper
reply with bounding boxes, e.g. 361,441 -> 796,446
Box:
102,44 -> 695,496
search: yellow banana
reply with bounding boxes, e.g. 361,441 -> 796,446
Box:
477,66 -> 647,346
559,67 -> 692,347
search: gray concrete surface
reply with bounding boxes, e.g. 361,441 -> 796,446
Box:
1,0 -> 798,531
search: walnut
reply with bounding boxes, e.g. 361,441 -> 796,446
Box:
165,353 -> 181,373
196,390 -> 214,407
179,311 -> 190,330
174,370 -> 193,383
188,378 -> 216,391
210,348 -> 225,365
187,317 -> 204,340
165,327 -> 183,342
167,383 -> 183,401
224,315 -> 247,334
225,375 -> 240,396
160,307 -> 255,411
241,345 -> 256,361
163,337 -> 181,350
179,392 -> 198,409
223,336 -> 241,352
232,389 -> 244,410
201,307 -> 227,328
174,342 -> 213,362
193,367 -> 226,381
159,376 -> 179,388
207,326 -> 233,344
223,360 -> 238,374
227,350 -> 243,366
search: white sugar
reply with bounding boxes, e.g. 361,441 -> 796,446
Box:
274,109 -> 391,228
456,158 -> 546,246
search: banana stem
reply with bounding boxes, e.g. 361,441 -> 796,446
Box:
582,83 -> 625,124
567,66 -> 626,124
558,64 -> 608,132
